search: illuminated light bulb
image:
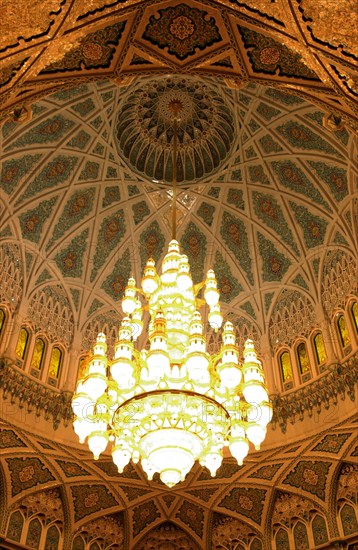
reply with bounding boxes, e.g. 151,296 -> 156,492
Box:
218,362 -> 242,389
247,402 -> 273,427
112,445 -> 131,472
208,304 -> 223,330
242,380 -> 269,405
229,437 -> 249,465
88,430 -> 109,460
246,424 -> 266,450
177,255 -> 192,291
202,451 -> 223,476
72,391 -> 91,417
142,258 -> 158,295
81,373 -> 107,401
122,277 -> 137,315
73,417 -> 94,443
204,269 -> 219,307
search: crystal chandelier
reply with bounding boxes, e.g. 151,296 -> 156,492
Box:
72,102 -> 272,488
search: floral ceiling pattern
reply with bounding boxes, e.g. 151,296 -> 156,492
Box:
0,78 -> 356,354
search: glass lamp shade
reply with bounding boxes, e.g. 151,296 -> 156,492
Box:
246,423 -> 267,450
110,360 -> 134,385
200,451 -> 223,477
247,402 -> 273,427
81,374 -> 107,401
208,305 -> 223,330
139,428 -> 203,487
112,446 -> 131,472
146,350 -> 170,379
73,417 -> 94,443
204,287 -> 219,307
72,392 -> 91,417
229,436 -> 250,465
185,352 -> 209,382
177,271 -> 192,291
88,430 -> 109,459
242,380 -> 269,405
121,295 -> 137,315
218,362 -> 242,389
142,275 -> 158,296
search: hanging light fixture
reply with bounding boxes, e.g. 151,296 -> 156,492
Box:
72,99 -> 272,487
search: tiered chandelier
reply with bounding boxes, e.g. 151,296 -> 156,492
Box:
72,102 -> 272,488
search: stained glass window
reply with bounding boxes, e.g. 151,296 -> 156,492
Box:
352,302 -> 358,332
313,333 -> 327,365
31,338 -> 45,370
15,327 -> 29,359
297,342 -> 310,374
0,308 -> 5,336
337,315 -> 351,347
49,347 -> 62,378
279,351 -> 293,382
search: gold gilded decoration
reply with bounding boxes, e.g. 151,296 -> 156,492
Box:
300,0 -> 358,56
0,0 -> 63,50
0,309 -> 5,335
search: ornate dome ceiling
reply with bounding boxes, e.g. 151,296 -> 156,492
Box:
0,77 -> 356,359
114,77 -> 236,184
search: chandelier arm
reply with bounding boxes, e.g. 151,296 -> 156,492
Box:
111,389 -> 232,421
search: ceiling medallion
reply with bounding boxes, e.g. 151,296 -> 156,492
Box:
114,76 -> 236,185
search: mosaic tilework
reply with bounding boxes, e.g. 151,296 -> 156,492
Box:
101,248 -> 131,301
79,161 -> 100,181
307,161 -> 348,201
88,299 -> 104,316
70,288 -> 80,310
257,232 -> 292,282
1,154 -> 42,195
252,191 -> 299,255
239,26 -> 319,80
220,211 -> 254,285
180,222 -> 207,284
259,134 -> 283,153
208,186 -> 221,198
7,115 -> 75,149
292,274 -> 309,290
120,485 -> 152,501
264,88 -> 305,105
185,487 -> 218,502
19,197 -> 58,243
198,460 -> 240,481
264,292 -> 275,314
176,500 -> 204,537
240,301 -> 256,320
333,232 -> 349,246
6,457 -> 56,496
248,164 -> 270,185
290,202 -> 328,248
54,228 -> 89,278
214,251 -> 243,303
103,186 -> 121,207
95,460 -> 140,480
91,210 -> 126,282
271,160 -> 331,210
16,155 -> 79,204
35,269 -> 52,285
197,202 -> 216,226
256,102 -> 281,121
132,500 -> 161,538
51,86 -> 89,102
48,187 -> 96,248
283,460 -> 331,500
276,121 -> 343,158
71,484 -> 118,522
0,429 -> 27,448
249,463 -> 283,480
219,487 -> 267,525
66,130 -> 91,150
312,433 -> 351,453
71,98 -> 96,117
143,4 -> 222,60
139,221 -> 166,269
132,201 -> 150,225
42,23 -> 126,73
56,460 -> 90,478
227,188 -> 245,210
